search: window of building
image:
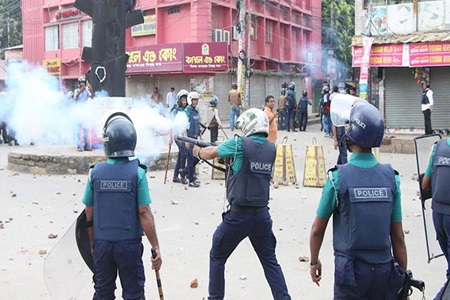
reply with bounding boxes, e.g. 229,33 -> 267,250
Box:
82,20 -> 93,47
45,25 -> 59,51
62,22 -> 79,49
168,5 -> 180,14
265,21 -> 273,43
364,0 -> 386,6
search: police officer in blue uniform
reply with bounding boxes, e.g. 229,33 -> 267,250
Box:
82,112 -> 162,300
172,89 -> 189,184
182,91 -> 202,188
422,136 -> 450,299
309,101 -> 407,299
193,108 -> 291,300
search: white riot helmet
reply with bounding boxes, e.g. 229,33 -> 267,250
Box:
236,108 -> 269,137
187,91 -> 200,105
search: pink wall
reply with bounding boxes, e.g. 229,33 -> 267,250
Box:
22,0 -> 322,78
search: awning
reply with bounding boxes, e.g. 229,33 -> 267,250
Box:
352,31 -> 450,46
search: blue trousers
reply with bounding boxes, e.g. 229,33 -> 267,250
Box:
229,106 -> 241,131
184,143 -> 199,182
93,239 -> 145,300
278,109 -> 286,130
433,212 -> 450,299
286,108 -> 296,131
336,135 -> 348,165
208,209 -> 291,300
299,110 -> 308,131
333,256 -> 403,300
174,140 -> 187,178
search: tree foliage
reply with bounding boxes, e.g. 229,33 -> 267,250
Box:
0,0 -> 22,58
322,0 -> 355,80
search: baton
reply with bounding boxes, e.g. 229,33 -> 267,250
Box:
176,136 -> 214,148
163,143 -> 171,184
151,248 -> 164,300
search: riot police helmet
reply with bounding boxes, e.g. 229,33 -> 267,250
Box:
236,108 -> 269,137
288,82 -> 296,91
102,112 -> 137,158
302,90 -> 308,97
78,76 -> 87,84
209,96 -> 218,107
345,101 -> 384,149
187,91 -> 200,105
177,89 -> 189,106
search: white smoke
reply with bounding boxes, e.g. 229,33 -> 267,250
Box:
0,61 -> 188,155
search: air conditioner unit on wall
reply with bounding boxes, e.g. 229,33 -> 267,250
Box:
212,29 -> 223,42
222,30 -> 230,43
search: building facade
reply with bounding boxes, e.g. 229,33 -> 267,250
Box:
22,0 -> 323,119
352,0 -> 450,133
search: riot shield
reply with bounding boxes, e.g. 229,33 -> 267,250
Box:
44,212 -> 92,299
414,134 -> 443,263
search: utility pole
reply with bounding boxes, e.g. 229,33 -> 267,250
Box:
237,0 -> 246,108
329,0 -> 335,88
245,11 -> 251,109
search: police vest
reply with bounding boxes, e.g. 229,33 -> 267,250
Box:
91,160 -> 143,241
334,163 -> 397,263
227,137 -> 275,207
432,140 -> 450,215
422,90 -> 430,105
186,106 -> 201,138
298,97 -> 308,111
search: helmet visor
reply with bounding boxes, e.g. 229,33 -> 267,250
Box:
330,94 -> 360,127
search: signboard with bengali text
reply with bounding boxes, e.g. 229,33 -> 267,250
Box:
409,42 -> 450,67
353,43 -> 404,67
43,59 -> 61,76
131,15 -> 156,37
126,44 -> 182,73
183,42 -> 228,72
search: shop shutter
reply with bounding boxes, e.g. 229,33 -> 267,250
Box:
385,68 -> 423,129
427,67 -> 450,131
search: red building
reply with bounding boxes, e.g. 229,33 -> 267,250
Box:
22,0 -> 323,113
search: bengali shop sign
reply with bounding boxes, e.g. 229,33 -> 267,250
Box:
183,42 -> 228,72
409,42 -> 450,67
353,43 -> 404,67
126,44 -> 182,73
43,59 -> 61,76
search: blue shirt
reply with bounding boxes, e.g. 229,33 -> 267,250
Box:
82,157 -> 151,206
316,152 -> 402,222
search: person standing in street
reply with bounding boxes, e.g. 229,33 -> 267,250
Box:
309,101 -> 407,299
182,91 -> 202,188
228,83 -> 241,131
264,95 -> 278,143
206,95 -> 223,144
298,90 -> 311,131
193,108 -> 291,300
422,136 -> 450,299
74,76 -> 92,151
166,87 -> 176,111
285,82 -> 297,132
333,123 -> 348,165
172,89 -> 189,184
278,89 -> 286,130
82,112 -> 162,300
421,82 -> 434,135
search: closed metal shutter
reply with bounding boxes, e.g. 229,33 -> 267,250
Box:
427,67 -> 450,131
250,75 -> 265,109
385,68 -> 423,129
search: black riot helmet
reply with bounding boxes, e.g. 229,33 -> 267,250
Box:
302,90 -> 308,97
102,112 -> 137,158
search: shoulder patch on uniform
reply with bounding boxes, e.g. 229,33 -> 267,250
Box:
327,166 -> 338,173
139,164 -> 147,173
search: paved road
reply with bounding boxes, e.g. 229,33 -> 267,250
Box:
0,124 -> 444,299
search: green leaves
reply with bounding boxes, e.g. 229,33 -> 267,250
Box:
322,0 -> 355,80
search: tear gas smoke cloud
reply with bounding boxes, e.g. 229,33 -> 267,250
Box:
0,62 -> 188,155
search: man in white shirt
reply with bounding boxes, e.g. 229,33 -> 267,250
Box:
421,82 -> 434,135
166,87 -> 176,110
